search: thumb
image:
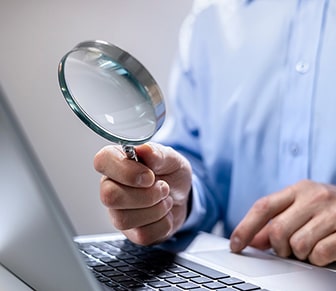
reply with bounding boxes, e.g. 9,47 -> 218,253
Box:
135,142 -> 184,175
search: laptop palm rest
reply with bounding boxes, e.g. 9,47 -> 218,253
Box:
195,248 -> 309,277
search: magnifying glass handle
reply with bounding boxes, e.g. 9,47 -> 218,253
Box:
122,145 -> 138,162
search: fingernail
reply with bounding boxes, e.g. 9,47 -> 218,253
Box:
159,181 -> 169,196
137,172 -> 153,186
165,195 -> 174,209
230,236 -> 243,252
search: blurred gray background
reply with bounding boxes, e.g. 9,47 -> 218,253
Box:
0,0 -> 193,235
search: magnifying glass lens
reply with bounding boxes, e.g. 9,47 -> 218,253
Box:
63,49 -> 156,141
59,40 -> 166,162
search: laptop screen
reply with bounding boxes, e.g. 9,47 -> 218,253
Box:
0,87 -> 101,291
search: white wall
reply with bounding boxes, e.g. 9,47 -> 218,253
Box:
0,0 -> 193,235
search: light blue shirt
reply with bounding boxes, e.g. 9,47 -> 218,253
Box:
155,0 -> 336,236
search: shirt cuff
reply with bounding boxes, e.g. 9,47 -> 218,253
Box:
179,174 -> 206,232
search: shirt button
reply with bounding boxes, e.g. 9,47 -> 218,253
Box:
295,61 -> 309,74
290,143 -> 300,156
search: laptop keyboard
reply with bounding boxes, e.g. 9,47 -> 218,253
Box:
77,239 -> 267,291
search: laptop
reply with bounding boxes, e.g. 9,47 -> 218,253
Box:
0,86 -> 335,291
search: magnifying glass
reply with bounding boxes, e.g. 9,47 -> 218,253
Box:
58,40 -> 165,161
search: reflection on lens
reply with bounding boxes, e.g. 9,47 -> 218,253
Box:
63,50 -> 156,140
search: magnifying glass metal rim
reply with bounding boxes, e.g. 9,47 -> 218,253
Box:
58,40 -> 165,146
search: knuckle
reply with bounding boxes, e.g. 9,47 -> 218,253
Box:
268,219 -> 287,243
148,199 -> 173,224
297,179 -> 311,187
313,186 -> 331,202
100,183 -> 119,207
310,242 -> 332,266
112,211 -> 130,230
139,189 -> 160,208
269,221 -> 292,258
253,196 -> 271,213
290,234 -> 310,260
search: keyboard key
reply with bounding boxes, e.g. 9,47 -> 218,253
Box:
110,274 -> 130,283
86,260 -> 104,267
166,276 -> 188,284
160,287 -> 181,291
112,286 -> 128,291
148,280 -> 170,288
108,260 -> 128,267
120,279 -> 145,288
177,281 -> 201,289
131,287 -> 156,291
93,265 -> 114,272
167,265 -> 188,274
116,253 -> 135,260
233,282 -> 261,290
219,277 -> 244,285
104,281 -> 118,288
175,257 -> 230,279
116,265 -> 137,273
101,270 -> 123,277
203,281 -> 227,289
157,271 -> 175,279
96,275 -> 110,283
180,271 -> 200,279
191,276 -> 212,284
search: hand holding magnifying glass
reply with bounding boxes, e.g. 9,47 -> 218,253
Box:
58,41 -> 193,245
58,40 -> 166,161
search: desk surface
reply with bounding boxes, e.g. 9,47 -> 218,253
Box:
0,264 -> 33,291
